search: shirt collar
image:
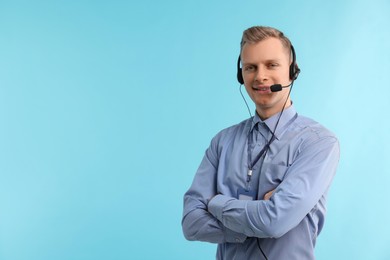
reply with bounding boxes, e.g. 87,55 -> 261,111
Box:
250,104 -> 297,140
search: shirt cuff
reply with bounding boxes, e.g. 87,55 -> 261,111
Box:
207,194 -> 234,221
223,226 -> 247,243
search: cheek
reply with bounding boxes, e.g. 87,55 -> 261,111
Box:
243,73 -> 254,84
280,68 -> 292,81
243,85 -> 255,98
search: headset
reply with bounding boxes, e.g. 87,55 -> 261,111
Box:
236,45 -> 300,85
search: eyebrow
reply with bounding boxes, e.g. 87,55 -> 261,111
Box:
242,59 -> 282,66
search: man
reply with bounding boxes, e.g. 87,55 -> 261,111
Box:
182,26 -> 340,259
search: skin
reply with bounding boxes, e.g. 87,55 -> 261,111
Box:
263,190 -> 274,200
241,37 -> 294,199
241,37 -> 293,120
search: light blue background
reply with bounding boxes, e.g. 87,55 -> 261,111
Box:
1,0 -> 389,259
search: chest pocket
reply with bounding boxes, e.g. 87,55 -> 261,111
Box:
257,163 -> 289,199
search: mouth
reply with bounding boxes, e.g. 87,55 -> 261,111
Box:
252,85 -> 271,93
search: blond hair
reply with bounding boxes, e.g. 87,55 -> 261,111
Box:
240,26 -> 292,54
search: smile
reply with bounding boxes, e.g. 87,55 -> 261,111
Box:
252,86 -> 270,92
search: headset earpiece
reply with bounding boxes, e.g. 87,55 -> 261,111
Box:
237,56 -> 244,84
289,45 -> 300,80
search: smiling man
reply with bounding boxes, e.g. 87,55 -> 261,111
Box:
241,36 -> 293,119
182,26 -> 340,260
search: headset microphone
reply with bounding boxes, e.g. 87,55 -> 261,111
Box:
270,83 -> 292,92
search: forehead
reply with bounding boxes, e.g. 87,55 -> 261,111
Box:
241,37 -> 290,63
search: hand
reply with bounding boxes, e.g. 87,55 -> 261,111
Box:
263,189 -> 275,200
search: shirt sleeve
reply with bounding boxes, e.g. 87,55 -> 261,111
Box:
182,137 -> 247,244
207,135 -> 340,239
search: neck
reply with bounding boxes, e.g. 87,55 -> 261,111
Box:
256,99 -> 292,120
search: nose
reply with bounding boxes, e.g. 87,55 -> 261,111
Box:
254,67 -> 267,82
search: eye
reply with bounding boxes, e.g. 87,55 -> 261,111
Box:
244,65 -> 256,72
267,63 -> 279,69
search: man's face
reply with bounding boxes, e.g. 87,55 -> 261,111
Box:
241,37 -> 292,119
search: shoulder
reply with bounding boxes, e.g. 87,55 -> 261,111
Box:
292,114 -> 339,147
209,118 -> 251,148
203,118 -> 251,161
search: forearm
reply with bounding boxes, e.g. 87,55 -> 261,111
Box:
208,194 -> 308,238
182,207 -> 246,243
208,195 -> 273,238
182,197 -> 246,243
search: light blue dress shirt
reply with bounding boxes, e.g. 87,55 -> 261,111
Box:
182,105 -> 340,259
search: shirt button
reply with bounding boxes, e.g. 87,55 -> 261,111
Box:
235,238 -> 240,242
